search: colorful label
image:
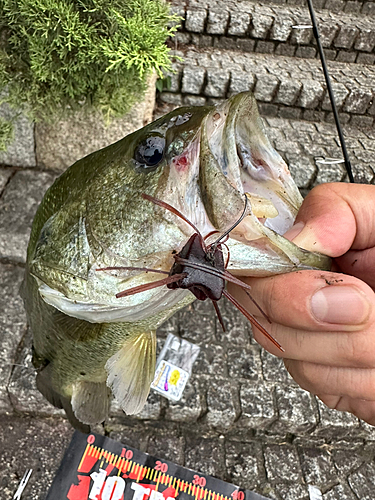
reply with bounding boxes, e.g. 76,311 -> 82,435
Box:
151,361 -> 189,401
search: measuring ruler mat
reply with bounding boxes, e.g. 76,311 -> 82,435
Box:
46,431 -> 271,500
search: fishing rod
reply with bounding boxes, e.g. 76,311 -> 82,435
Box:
302,0 -> 355,183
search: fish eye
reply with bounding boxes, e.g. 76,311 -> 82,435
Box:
134,136 -> 165,168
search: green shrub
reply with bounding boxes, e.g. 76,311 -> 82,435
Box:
0,0 -> 179,124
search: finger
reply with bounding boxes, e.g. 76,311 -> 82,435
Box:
335,247 -> 375,290
317,394 -> 375,426
228,270 -> 375,364
228,270 -> 374,330
285,183 -> 375,256
284,358 -> 375,400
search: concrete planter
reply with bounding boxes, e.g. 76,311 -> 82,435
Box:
0,73 -> 157,171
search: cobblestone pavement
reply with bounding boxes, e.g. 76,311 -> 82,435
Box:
1,111 -> 375,499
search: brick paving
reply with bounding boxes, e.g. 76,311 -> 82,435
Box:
1,0 -> 375,497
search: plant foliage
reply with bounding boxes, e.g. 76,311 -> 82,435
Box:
0,0 -> 179,122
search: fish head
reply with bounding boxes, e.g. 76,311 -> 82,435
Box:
29,92 -> 330,323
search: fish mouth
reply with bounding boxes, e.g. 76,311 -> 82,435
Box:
199,92 -> 303,237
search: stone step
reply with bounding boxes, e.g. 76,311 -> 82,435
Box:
161,47 -> 375,127
171,0 -> 375,65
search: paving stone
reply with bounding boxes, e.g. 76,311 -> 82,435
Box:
228,72 -> 256,95
255,41 -> 276,55
239,383 -> 276,429
160,92 -> 183,105
287,155 -> 317,189
185,434 -> 226,478
0,167 -> 13,193
183,95 -> 207,106
354,28 -> 375,52
344,0 -> 362,13
264,444 -> 302,482
7,328 -> 65,417
270,14 -> 294,42
107,420 -> 151,451
194,343 -> 227,378
321,82 -> 349,111
227,347 -> 262,382
185,9 -> 207,33
228,12 -> 251,36
0,263 -> 27,412
250,14 -> 274,39
299,447 -> 342,487
343,88 -> 373,114
331,447 -> 366,476
260,350 -> 293,385
274,483 -> 309,500
0,104 -> 36,168
0,415 -> 74,500
313,162 -> 346,185
298,80 -> 325,109
362,2 -> 375,15
273,385 -> 318,434
334,25 -> 360,49
0,170 -> 57,262
325,0 -> 346,12
323,483 -> 359,500
348,462 -> 375,500
318,25 -> 339,48
206,379 -> 240,429
275,80 -> 302,106
147,432 -> 185,465
352,163 -> 375,183
225,440 -> 264,490
206,9 -> 229,35
178,300 -> 217,345
254,75 -> 280,102
295,46 -> 317,59
204,69 -> 230,97
356,52 -> 375,64
290,23 -> 313,45
164,377 -> 205,422
216,299 -> 252,347
181,66 -> 207,95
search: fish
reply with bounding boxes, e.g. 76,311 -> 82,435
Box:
21,92 -> 331,430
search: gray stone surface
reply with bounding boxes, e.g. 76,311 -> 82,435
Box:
205,379 -> 240,429
0,167 -> 13,192
0,104 -> 36,168
239,383 -> 276,429
0,416 -> 74,499
35,73 -> 157,171
0,170 -> 57,262
0,264 -> 26,412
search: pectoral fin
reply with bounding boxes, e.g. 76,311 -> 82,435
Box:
105,331 -> 156,415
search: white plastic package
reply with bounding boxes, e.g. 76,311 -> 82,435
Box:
151,333 -> 200,401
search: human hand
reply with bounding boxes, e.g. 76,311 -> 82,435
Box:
228,183 -> 375,425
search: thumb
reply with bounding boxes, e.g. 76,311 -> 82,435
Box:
285,183 -> 375,258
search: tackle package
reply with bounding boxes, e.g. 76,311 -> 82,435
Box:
151,334 -> 200,401
45,431 -> 271,500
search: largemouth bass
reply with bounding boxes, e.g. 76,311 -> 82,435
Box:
22,92 -> 330,430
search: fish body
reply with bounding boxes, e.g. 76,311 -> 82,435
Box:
22,92 -> 330,429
